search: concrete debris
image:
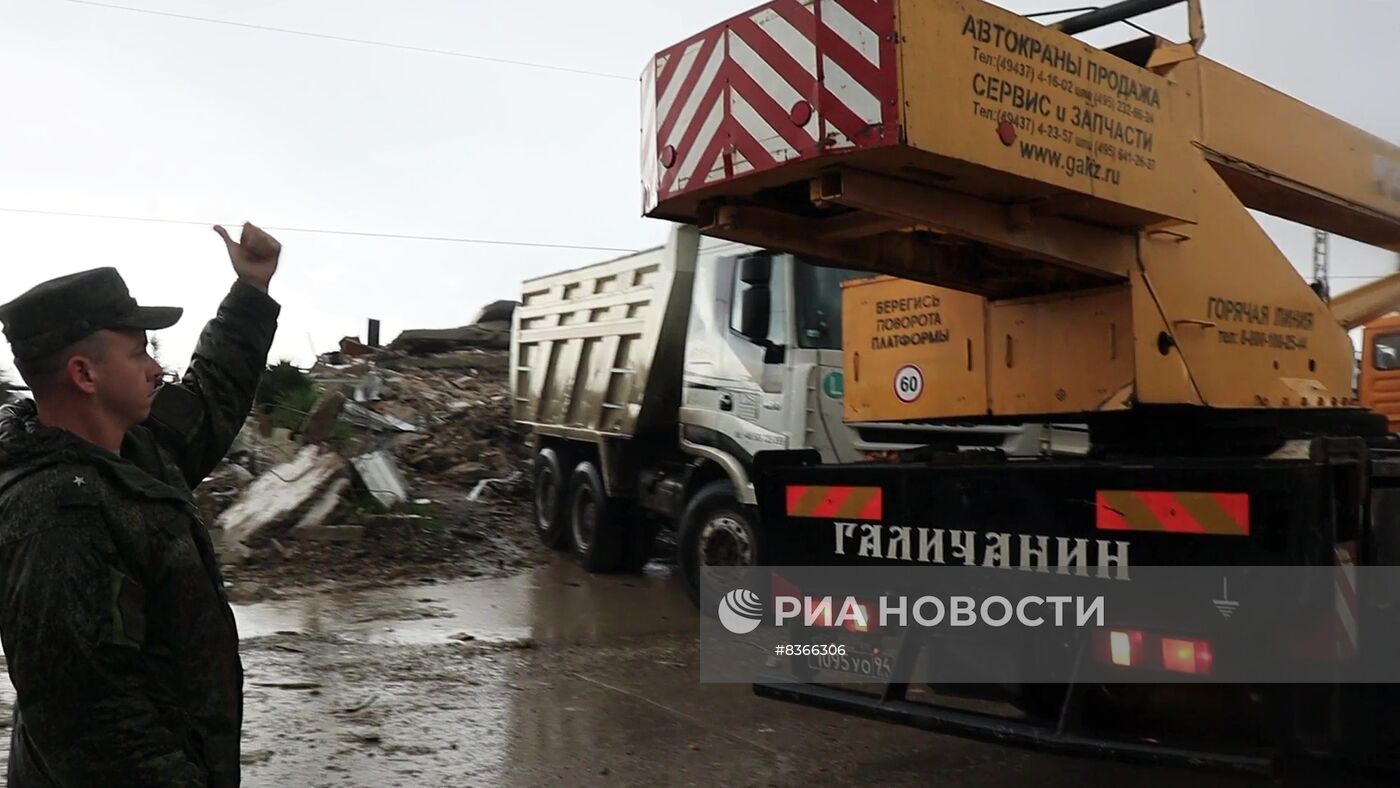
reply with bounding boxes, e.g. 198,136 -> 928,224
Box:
342,401 -> 417,433
472,299 -> 518,325
201,304 -> 531,573
380,349 -> 509,374
350,451 -> 412,510
293,477 -> 352,532
388,322 -> 511,355
352,371 -> 385,403
338,336 -> 377,357
217,446 -> 347,545
466,471 -> 525,503
301,390 -> 347,444
378,367 -> 527,484
231,424 -> 300,469
196,463 -> 256,524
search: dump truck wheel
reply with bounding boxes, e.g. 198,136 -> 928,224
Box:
532,447 -> 570,549
678,481 -> 763,606
567,461 -> 624,572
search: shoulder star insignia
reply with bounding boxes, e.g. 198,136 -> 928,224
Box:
73,475 -> 87,488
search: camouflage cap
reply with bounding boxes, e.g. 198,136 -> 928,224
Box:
0,267 -> 183,362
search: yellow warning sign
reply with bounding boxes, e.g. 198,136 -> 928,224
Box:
843,276 -> 988,422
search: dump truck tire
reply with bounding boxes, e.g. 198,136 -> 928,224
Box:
677,481 -> 764,606
532,447 -> 570,549
621,516 -> 659,573
568,461 -> 624,573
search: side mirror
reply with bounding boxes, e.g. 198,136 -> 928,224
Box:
739,254 -> 772,285
739,285 -> 771,341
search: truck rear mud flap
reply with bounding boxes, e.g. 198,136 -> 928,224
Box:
753,680 -> 1277,773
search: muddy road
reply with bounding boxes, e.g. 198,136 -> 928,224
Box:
0,557 -> 1389,786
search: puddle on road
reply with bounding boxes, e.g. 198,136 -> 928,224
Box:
233,557 -> 697,645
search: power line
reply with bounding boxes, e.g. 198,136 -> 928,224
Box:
0,207 -> 640,253
62,0 -> 635,82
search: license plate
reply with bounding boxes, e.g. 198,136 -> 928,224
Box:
807,649 -> 894,680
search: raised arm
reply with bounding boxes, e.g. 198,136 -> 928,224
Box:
147,223 -> 282,487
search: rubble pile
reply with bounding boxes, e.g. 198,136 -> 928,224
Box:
379,367 -> 524,484
198,301 -> 546,597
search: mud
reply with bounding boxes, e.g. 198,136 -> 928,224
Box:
229,561 -> 1400,787
223,485 -> 549,604
0,554 -> 1391,785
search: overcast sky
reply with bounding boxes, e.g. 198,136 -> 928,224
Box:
2,0 -> 1398,380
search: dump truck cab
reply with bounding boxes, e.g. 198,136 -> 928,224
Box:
681,236 -> 866,475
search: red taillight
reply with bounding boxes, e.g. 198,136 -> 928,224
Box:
1093,629 -> 1212,675
1161,637 -> 1213,676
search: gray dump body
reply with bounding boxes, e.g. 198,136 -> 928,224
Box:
511,227 -> 698,443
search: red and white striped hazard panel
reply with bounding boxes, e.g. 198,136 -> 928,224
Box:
786,485 -> 883,520
642,0 -> 898,212
1094,490 -> 1250,536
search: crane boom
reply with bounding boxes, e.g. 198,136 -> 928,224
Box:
1188,58 -> 1400,251
1329,271 -> 1400,330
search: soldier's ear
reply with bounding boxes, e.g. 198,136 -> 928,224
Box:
67,355 -> 99,394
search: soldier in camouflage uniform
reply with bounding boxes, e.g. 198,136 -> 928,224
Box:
0,223 -> 282,787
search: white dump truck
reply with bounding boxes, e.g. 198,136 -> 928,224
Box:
510,226 -> 1071,600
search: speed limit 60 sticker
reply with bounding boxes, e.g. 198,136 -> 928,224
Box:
893,364 -> 924,403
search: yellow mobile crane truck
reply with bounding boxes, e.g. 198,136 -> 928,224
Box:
642,0 -> 1400,771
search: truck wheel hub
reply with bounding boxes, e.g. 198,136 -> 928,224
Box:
700,515 -> 753,566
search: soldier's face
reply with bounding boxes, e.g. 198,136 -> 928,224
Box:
92,329 -> 165,425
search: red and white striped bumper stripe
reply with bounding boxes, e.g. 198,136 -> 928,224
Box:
642,0 -> 898,213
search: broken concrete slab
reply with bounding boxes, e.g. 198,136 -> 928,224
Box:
217,446 -> 347,545
388,324 -> 509,355
195,462 -> 257,524
350,451 -> 411,510
292,477 -> 351,533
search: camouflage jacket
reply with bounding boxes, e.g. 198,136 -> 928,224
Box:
0,280 -> 279,787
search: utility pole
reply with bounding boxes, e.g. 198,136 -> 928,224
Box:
1312,229 -> 1331,300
